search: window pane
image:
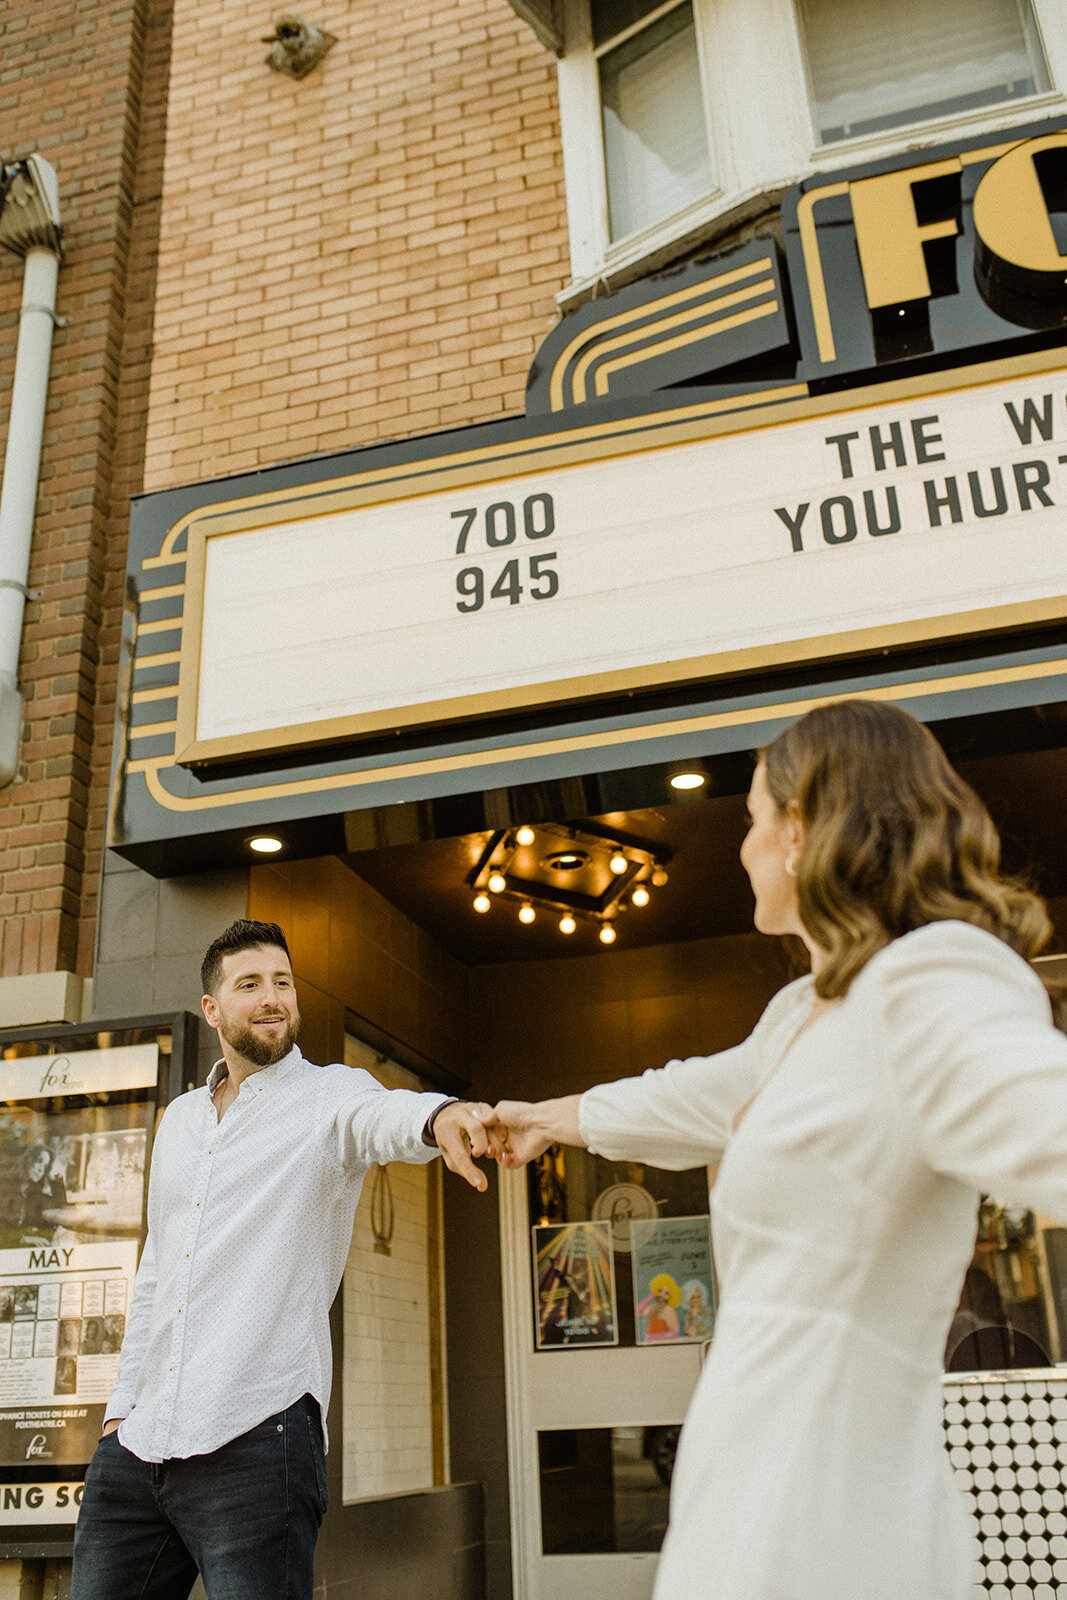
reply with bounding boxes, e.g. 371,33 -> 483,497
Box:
600,3 -> 712,241
797,0 -> 1051,144
591,0 -> 664,50
945,1201 -> 1066,1375
538,1426 -> 677,1553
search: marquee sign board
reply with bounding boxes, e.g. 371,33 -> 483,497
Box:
175,360 -> 1067,768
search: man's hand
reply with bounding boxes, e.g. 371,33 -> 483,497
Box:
431,1101 -> 500,1192
102,1417 -> 123,1437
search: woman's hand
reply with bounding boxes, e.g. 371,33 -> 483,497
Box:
481,1095 -> 585,1167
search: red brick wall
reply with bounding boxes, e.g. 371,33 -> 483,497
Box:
0,0 -> 174,980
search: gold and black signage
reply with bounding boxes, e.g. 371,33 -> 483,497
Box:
527,117 -> 1067,415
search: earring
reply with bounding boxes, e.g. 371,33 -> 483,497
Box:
784,856 -> 799,878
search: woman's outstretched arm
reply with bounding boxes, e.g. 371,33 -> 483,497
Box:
482,1096 -> 585,1167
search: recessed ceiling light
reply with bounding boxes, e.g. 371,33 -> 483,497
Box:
543,849 -> 589,872
248,835 -> 283,854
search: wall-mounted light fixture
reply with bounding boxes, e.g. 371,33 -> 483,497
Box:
262,14 -> 337,78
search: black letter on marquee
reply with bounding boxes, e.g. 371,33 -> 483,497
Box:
967,468 -> 1008,519
924,477 -> 963,527
821,497 -> 858,545
825,433 -> 860,479
1013,460 -> 1054,510
775,504 -> 810,553
911,416 -> 945,464
869,421 -> 907,472
863,487 -> 901,537
1004,395 -> 1053,445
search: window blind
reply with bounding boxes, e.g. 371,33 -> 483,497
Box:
600,3 -> 712,240
797,0 -> 1051,141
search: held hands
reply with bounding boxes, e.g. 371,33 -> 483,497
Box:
478,1102 -> 554,1168
435,1094 -> 580,1185
430,1100 -> 503,1192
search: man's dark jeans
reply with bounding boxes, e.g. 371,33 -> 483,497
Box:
70,1394 -> 328,1600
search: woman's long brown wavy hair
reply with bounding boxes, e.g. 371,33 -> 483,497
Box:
761,699 -> 1053,999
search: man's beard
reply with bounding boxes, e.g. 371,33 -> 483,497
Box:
220,1013 -> 300,1067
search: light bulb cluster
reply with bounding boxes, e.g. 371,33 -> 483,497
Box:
467,822 -> 669,943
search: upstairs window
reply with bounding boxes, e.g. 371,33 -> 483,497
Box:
797,0 -> 1052,143
594,0 -> 713,240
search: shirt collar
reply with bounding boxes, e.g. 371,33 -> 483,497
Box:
206,1044 -> 303,1097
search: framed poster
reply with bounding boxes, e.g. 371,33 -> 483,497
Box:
532,1221 -> 618,1350
0,1014 -> 198,1554
631,1216 -> 715,1346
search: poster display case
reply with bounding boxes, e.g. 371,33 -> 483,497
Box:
0,1014 -> 198,1556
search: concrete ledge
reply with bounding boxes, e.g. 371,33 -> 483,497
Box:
0,971 -> 91,1028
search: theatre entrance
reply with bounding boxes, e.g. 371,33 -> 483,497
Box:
242,699 -> 1067,1600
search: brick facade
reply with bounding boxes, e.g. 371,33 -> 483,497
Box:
0,0 -> 569,989
0,0 -> 175,985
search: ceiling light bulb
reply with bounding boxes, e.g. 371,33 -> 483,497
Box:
518,903 -> 536,924
488,871 -> 506,893
669,770 -> 705,790
599,923 -> 617,945
610,850 -> 628,874
515,825 -> 535,846
651,866 -> 669,887
631,884 -> 650,907
473,893 -> 491,913
248,835 -> 283,854
559,913 -> 576,934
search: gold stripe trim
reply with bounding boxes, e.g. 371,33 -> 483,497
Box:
795,182 -> 849,365
130,721 -> 178,741
595,300 -> 779,398
140,584 -> 186,602
571,274 -> 775,404
548,256 -> 773,411
137,616 -> 184,636
133,651 -> 181,671
129,655 -> 1067,813
131,686 -> 179,705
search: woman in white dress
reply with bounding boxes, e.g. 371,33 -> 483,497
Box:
484,698 -> 1067,1600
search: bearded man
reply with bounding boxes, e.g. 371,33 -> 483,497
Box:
70,918 -> 494,1600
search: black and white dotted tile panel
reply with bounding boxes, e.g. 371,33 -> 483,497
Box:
944,1372 -> 1067,1597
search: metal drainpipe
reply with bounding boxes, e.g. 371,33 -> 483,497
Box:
0,157 -> 63,788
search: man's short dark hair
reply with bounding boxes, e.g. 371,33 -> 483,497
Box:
201,919 -> 291,997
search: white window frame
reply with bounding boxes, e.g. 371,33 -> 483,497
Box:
556,0 -> 1067,306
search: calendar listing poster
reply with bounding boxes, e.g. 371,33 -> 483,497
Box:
0,1043 -> 157,1471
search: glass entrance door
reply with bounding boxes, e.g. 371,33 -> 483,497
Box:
500,1151 -> 715,1600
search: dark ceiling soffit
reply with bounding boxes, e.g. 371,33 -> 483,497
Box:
507,0 -> 564,54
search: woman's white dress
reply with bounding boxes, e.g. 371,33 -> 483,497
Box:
578,921 -> 1067,1600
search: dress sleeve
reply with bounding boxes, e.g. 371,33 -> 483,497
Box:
577,985 -> 807,1168
878,921 -> 1067,1222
